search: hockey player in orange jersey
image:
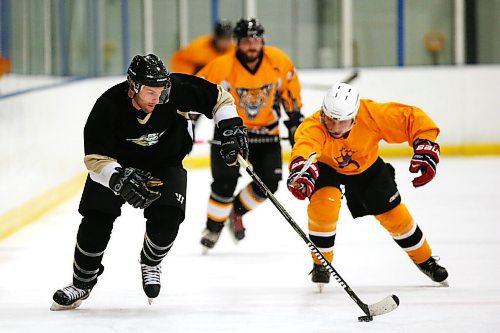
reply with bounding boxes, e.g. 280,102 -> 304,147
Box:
287,82 -> 448,290
197,18 -> 304,250
170,20 -> 235,75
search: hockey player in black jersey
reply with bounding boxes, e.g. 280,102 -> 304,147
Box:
50,54 -> 248,310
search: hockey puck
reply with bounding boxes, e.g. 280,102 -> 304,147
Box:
358,315 -> 373,322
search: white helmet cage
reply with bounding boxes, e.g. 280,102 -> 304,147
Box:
321,82 -> 360,121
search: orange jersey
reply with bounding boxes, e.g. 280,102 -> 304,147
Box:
291,99 -> 440,175
169,35 -> 235,74
197,46 -> 302,135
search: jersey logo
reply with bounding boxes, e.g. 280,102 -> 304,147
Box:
335,147 -> 360,169
235,83 -> 273,120
126,130 -> 166,147
175,193 -> 185,204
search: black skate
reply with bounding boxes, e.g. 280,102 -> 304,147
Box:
417,256 -> 449,286
310,264 -> 331,293
228,209 -> 245,242
141,262 -> 162,304
50,284 -> 91,311
200,227 -> 223,253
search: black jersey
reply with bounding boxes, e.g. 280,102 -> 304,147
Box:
84,74 -> 218,169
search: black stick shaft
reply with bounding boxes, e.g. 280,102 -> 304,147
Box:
236,155 -> 370,316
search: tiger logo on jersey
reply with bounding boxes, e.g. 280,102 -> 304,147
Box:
335,147 -> 360,169
235,83 -> 273,120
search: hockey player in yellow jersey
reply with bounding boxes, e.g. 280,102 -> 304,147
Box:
170,20 -> 235,75
198,18 -> 303,250
287,82 -> 448,290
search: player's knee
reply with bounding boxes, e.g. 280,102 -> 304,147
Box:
375,203 -> 413,235
145,205 -> 182,242
308,187 -> 341,229
253,178 -> 280,196
145,205 -> 183,225
80,210 -> 115,233
211,178 -> 238,198
77,211 -> 116,249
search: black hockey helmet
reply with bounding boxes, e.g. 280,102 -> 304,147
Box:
233,18 -> 265,41
127,54 -> 171,103
214,19 -> 232,38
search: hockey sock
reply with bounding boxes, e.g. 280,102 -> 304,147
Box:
206,191 -> 233,231
233,183 -> 266,215
141,206 -> 182,266
307,187 -> 341,265
73,212 -> 115,289
375,203 -> 432,264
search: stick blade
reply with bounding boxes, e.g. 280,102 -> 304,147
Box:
367,294 -> 399,316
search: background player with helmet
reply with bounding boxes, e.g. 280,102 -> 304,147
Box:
287,82 -> 448,290
196,18 -> 304,250
50,54 -> 249,310
170,20 -> 235,75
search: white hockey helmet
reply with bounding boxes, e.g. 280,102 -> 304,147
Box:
321,82 -> 360,121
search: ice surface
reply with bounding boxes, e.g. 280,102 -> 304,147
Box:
1,157 -> 500,333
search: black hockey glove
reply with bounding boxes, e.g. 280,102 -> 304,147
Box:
217,117 -> 249,166
283,111 -> 304,146
409,138 -> 440,187
109,167 -> 163,209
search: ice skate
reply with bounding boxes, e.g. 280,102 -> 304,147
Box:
228,209 -> 245,243
417,256 -> 449,286
140,262 -> 162,304
310,264 -> 330,292
200,227 -> 223,253
50,284 -> 91,311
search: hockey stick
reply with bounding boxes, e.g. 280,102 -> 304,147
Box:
194,137 -> 289,145
301,70 -> 359,90
236,154 -> 399,322
289,152 -> 317,185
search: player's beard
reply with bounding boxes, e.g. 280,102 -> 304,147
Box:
239,49 -> 262,63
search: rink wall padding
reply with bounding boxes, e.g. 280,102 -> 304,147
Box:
1,66 -> 500,240
0,173 -> 87,241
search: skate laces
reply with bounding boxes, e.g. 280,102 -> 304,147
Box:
141,264 -> 162,285
418,256 -> 442,272
61,285 -> 88,301
426,256 -> 441,267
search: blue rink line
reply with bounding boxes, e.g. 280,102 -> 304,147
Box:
0,76 -> 88,100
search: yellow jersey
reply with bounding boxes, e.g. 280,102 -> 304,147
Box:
170,35 -> 235,75
291,99 -> 440,175
197,46 -> 302,135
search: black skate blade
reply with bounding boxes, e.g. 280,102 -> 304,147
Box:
50,300 -> 82,311
148,298 -> 154,305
